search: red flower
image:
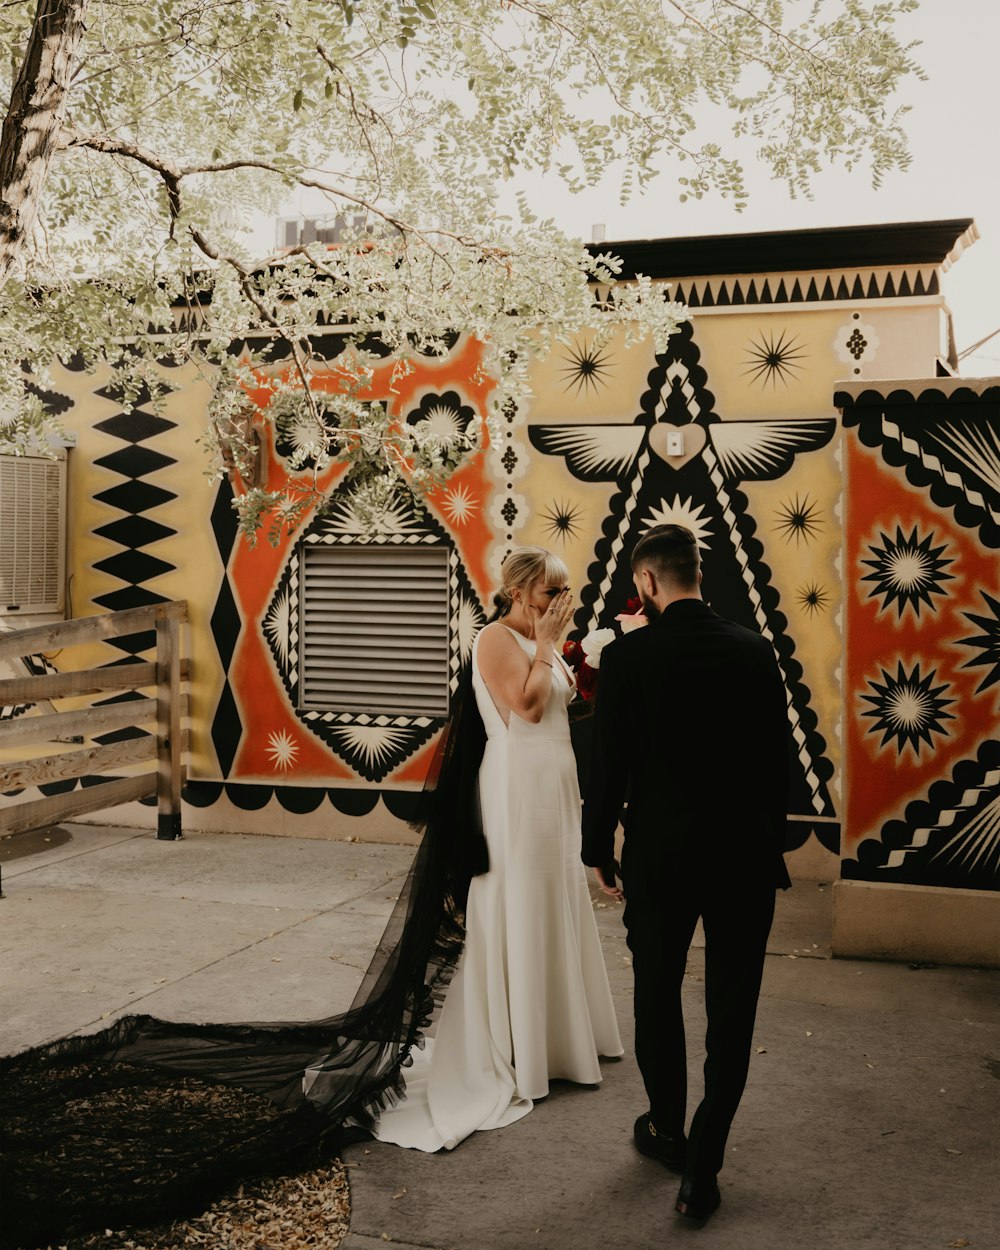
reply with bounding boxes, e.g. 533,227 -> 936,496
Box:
576,662 -> 599,702
624,596 -> 644,615
562,638 -> 598,702
562,639 -> 584,666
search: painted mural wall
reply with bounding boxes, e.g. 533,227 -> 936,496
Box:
839,381 -> 1000,893
3,225 -> 992,896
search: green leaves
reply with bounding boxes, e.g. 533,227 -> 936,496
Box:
0,0 -> 921,538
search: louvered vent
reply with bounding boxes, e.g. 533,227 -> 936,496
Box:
0,453 -> 66,615
300,544 -> 450,715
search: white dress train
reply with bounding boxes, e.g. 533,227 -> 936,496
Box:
374,625 -> 623,1152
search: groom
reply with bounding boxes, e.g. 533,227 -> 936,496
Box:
581,523 -> 790,1222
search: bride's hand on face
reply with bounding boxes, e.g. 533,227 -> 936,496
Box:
532,589 -> 574,646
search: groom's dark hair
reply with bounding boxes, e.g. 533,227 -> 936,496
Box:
631,524 -> 700,589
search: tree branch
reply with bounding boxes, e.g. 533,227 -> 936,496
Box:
0,0 -> 90,285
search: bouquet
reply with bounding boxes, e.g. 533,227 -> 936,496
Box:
562,599 -> 647,705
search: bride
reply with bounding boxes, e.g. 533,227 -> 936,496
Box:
0,547 -> 622,1242
374,545 -> 623,1151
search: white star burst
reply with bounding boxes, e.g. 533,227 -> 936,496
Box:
263,589 -> 291,668
885,687 -> 932,729
266,729 -> 299,771
282,410 -> 326,459
929,420 -> 1000,495
886,549 -> 931,592
442,483 -> 477,526
323,498 -> 416,534
456,595 -> 485,662
640,495 -> 713,549
422,405 -> 465,439
933,793 -> 1000,874
334,724 -> 412,769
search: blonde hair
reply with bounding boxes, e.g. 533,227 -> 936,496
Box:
495,546 -> 569,614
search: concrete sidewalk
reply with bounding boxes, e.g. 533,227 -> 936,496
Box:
3,823 -> 999,1250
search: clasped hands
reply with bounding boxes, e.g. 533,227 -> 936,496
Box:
594,859 -> 624,903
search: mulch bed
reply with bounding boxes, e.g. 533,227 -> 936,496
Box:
2,1064 -> 351,1250
22,1161 -> 351,1250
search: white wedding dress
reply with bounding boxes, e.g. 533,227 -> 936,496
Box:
374,624 -> 623,1152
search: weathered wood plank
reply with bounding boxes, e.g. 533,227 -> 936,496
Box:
0,601 -> 187,662
0,660 -> 190,707
0,663 -> 158,704
156,616 -> 182,840
0,772 -> 156,836
0,735 -> 157,790
0,697 -> 160,750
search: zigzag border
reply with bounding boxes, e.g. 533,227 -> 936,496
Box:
593,266 -> 943,311
838,386 -> 1000,549
704,444 -> 833,817
843,738 -> 1000,891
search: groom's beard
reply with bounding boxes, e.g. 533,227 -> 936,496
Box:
640,593 -> 661,619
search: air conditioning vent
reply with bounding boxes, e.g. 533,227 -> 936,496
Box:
300,544 -> 450,716
0,452 -> 67,616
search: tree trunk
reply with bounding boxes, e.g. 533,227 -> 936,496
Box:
0,0 -> 89,285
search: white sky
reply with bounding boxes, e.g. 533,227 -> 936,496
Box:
269,0 -> 1000,376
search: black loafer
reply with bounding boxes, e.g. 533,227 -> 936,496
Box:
633,1113 -> 686,1172
675,1175 -> 721,1222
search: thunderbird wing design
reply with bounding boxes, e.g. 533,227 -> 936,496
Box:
528,424 -> 646,482
708,418 -> 836,481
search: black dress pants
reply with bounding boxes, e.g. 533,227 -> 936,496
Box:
623,872 -> 776,1181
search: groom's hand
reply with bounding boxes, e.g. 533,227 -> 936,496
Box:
594,860 -> 624,903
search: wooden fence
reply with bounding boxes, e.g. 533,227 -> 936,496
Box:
0,602 -> 189,850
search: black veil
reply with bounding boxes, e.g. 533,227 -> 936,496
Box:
0,645 -> 493,1247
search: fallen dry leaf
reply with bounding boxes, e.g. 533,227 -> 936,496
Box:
392,1188 -> 407,1200
756,1047 -> 767,1054
948,1240 -> 971,1248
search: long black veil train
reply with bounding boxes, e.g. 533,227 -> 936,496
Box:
0,656 -> 491,1248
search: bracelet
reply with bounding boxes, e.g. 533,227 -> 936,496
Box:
535,657 -> 553,668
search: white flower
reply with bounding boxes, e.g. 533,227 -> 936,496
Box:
580,628 -> 616,669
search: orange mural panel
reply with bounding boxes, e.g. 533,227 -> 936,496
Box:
844,433 -> 999,857
220,336 -> 500,786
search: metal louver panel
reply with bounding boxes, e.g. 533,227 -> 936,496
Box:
0,453 -> 66,615
300,544 -> 450,715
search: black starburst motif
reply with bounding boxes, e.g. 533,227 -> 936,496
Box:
861,526 -> 954,619
743,328 -> 808,389
774,494 -> 822,545
540,500 -> 582,545
860,660 -> 955,757
956,590 -> 1000,694
556,340 -> 614,396
797,583 -> 830,616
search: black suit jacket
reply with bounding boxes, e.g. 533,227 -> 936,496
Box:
581,599 -> 791,892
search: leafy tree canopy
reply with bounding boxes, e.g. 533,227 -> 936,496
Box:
0,0 -> 920,535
